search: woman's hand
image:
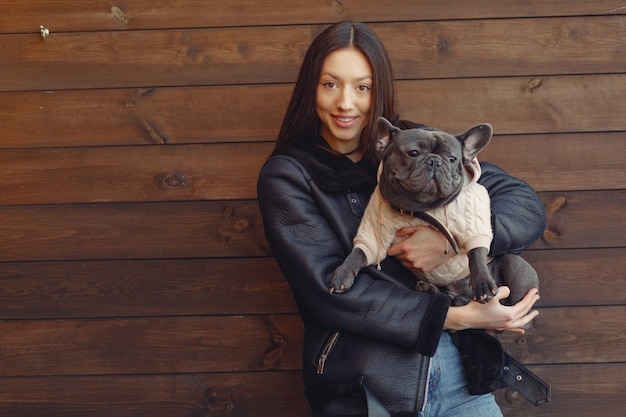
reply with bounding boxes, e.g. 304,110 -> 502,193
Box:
444,287 -> 540,334
387,225 -> 454,272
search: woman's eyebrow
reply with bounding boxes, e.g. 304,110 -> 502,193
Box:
320,71 -> 372,81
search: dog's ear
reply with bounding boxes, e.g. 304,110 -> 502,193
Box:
376,117 -> 400,153
457,124 -> 493,164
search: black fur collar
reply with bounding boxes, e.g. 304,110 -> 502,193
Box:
285,135 -> 377,193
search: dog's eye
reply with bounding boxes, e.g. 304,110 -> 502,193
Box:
408,150 -> 420,157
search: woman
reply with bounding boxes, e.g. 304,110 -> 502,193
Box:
257,21 -> 545,417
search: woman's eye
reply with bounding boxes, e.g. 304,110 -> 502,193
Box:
323,81 -> 338,89
408,150 -> 420,157
357,84 -> 371,92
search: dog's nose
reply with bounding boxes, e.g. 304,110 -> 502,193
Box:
426,155 -> 442,167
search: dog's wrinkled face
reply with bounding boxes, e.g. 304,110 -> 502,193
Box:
376,117 -> 492,212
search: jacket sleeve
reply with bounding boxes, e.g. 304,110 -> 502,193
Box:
478,162 -> 546,257
257,156 -> 449,356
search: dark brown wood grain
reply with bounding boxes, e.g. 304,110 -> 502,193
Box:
0,371 -> 311,417
0,315 -> 303,376
0,131 -> 623,207
0,143 -> 269,205
2,16 -> 625,91
0,258 -> 295,319
0,86 -> 289,147
0,364 -> 622,417
523,248 -> 626,307
1,75 -> 625,149
0,2 -> 624,416
480,132 -> 626,192
0,190 -> 626,261
0,190 -> 622,262
0,307 -> 622,377
0,201 -> 271,262
536,190 -> 626,250
0,249 -> 621,321
3,0 -> 625,33
396,75 -> 626,135
499,305 -> 626,364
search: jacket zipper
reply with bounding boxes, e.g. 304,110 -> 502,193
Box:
419,356 -> 432,412
316,331 -> 341,374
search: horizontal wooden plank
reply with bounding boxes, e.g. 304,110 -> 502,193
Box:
495,363 -> 626,417
0,132 -> 622,208
0,190 -> 623,262
397,75 -> 626,136
382,15 -> 626,80
0,258 -> 295,320
0,306 -> 623,376
0,315 -> 303,376
536,190 -> 626,250
0,143 -> 269,205
0,248 -> 622,320
0,371 -> 310,417
0,85 -> 288,147
2,0 -> 625,33
1,75 -> 625,150
525,248 -> 626,308
0,363 -> 623,417
480,132 -> 626,192
0,201 -> 271,262
2,16 -> 625,91
0,249 -> 621,320
500,305 -> 626,364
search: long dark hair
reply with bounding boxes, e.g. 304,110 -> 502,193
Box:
272,21 -> 398,166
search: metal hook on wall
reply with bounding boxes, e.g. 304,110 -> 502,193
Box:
40,25 -> 50,40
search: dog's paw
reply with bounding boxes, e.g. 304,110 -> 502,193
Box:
471,283 -> 498,303
328,269 -> 355,294
415,280 -> 440,294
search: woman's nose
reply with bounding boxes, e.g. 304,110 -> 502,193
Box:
337,88 -> 354,111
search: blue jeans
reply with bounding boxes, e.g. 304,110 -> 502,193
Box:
419,332 -> 503,417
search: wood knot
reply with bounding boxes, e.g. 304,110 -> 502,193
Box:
436,37 -> 450,54
205,388 -> 235,412
332,0 -> 345,14
222,206 -> 234,217
525,78 -> 543,93
234,218 -> 250,231
543,196 -> 567,242
261,332 -> 287,369
155,172 -> 187,189
545,196 -> 567,215
111,6 -> 128,23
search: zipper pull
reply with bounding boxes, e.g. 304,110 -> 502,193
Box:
317,354 -> 328,374
316,331 -> 340,375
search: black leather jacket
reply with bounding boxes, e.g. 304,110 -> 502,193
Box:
257,137 -> 546,416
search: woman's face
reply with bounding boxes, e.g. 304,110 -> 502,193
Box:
316,48 -> 372,156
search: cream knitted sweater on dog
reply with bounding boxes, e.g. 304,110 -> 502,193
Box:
353,158 -> 492,286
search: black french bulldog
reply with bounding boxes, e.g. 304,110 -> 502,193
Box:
329,117 -> 539,307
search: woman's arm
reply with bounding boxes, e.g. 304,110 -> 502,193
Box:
445,286 -> 540,333
479,162 -> 546,256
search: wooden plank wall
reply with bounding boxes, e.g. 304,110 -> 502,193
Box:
1,1 -> 624,416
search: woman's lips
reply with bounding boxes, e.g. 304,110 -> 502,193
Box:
333,115 -> 358,127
